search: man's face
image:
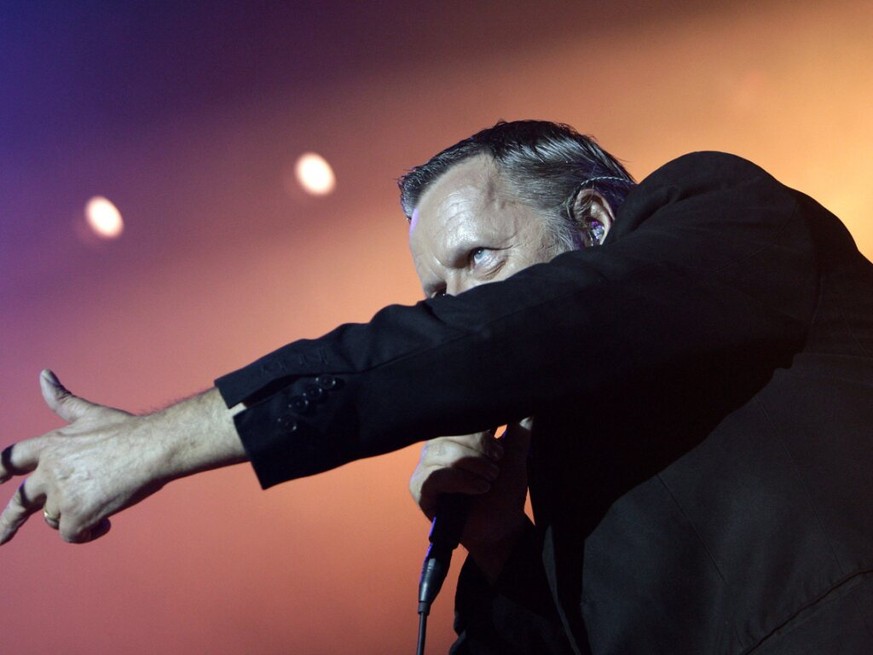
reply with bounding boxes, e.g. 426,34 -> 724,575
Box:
409,155 -> 566,298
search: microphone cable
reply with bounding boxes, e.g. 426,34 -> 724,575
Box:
415,493 -> 470,655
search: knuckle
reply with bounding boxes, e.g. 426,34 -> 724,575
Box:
4,493 -> 21,513
3,511 -> 23,530
61,525 -> 89,543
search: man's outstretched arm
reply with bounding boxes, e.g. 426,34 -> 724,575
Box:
0,369 -> 247,544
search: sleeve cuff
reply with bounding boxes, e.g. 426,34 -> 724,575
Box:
215,370 -> 355,488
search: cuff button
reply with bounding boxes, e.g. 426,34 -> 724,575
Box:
315,375 -> 339,390
304,385 -> 326,401
276,416 -> 298,432
288,396 -> 311,414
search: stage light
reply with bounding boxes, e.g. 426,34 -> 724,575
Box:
85,196 -> 124,239
294,152 -> 336,196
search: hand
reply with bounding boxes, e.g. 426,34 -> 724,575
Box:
409,418 -> 533,580
0,370 -> 245,544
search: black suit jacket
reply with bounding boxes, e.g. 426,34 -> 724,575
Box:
216,152 -> 873,654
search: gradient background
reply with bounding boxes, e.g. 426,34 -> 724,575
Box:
2,1 -> 872,653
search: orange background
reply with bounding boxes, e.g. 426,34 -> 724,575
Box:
2,1 -> 872,653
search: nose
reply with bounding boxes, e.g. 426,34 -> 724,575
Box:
446,276 -> 479,297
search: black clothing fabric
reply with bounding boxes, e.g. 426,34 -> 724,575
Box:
216,152 -> 873,653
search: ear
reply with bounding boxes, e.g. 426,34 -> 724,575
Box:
570,189 -> 616,248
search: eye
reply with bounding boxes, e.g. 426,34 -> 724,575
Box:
470,247 -> 489,266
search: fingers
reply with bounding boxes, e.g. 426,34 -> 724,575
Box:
470,430 -> 504,461
428,430 -> 504,463
43,493 -> 62,530
419,434 -> 503,482
0,466 -> 112,546
39,369 -> 95,424
0,479 -> 112,545
516,416 -> 534,432
2,371 -> 94,483
500,418 -> 534,455
0,443 -> 37,483
0,478 -> 45,545
410,432 -> 505,516
424,466 -> 494,495
60,517 -> 111,544
43,507 -> 60,530
0,370 -> 118,546
414,468 -> 494,519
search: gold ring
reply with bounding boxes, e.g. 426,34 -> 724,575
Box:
43,510 -> 60,527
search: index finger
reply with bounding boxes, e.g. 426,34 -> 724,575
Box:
0,443 -> 38,484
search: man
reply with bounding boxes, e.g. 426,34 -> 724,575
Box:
3,121 -> 873,653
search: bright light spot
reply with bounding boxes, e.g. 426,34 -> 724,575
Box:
294,152 -> 336,196
85,196 -> 124,239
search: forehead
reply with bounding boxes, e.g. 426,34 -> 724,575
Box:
413,155 -> 499,217
410,155 -> 502,234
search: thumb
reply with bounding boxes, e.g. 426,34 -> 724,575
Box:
39,369 -> 95,423
504,417 -> 533,445
500,417 -> 533,460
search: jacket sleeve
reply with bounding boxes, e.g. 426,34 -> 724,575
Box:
215,151 -> 819,489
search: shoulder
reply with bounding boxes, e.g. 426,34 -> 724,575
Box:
611,152 -> 798,238
640,151 -> 780,192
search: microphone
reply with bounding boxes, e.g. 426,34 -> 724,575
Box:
417,493 -> 471,616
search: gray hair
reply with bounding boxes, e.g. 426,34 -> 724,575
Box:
398,120 -> 636,250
